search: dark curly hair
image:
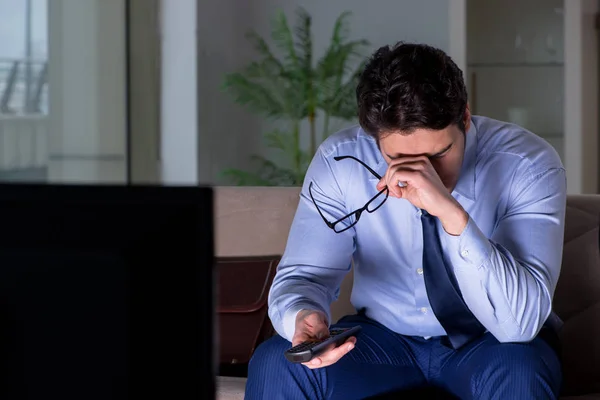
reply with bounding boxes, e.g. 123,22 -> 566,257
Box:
356,42 -> 467,139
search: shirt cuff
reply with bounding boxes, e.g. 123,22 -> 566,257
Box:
441,216 -> 492,270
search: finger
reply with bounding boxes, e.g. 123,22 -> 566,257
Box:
376,176 -> 403,190
376,176 -> 399,198
345,336 -> 357,346
385,161 -> 429,180
305,337 -> 357,369
383,163 -> 418,190
301,341 -> 335,368
293,319 -> 329,347
387,155 -> 430,167
377,158 -> 427,191
385,170 -> 415,197
291,333 -> 313,347
309,339 -> 356,368
294,327 -> 328,343
302,339 -> 352,368
383,159 -> 431,192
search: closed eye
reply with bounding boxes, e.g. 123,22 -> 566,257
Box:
430,145 -> 452,159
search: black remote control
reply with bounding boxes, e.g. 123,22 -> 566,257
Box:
284,325 -> 362,363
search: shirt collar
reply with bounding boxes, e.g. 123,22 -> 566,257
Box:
452,120 -> 477,201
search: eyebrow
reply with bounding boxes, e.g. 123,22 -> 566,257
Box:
386,143 -> 453,160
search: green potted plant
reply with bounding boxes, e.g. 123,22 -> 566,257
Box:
221,7 -> 369,186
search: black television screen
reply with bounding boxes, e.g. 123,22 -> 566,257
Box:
0,184 -> 215,400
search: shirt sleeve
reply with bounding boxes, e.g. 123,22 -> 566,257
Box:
268,148 -> 355,342
442,167 -> 567,343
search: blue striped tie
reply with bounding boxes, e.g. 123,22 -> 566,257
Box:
421,210 -> 486,349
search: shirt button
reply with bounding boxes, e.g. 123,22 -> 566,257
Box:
417,268 -> 423,275
420,307 -> 428,314
461,250 -> 469,257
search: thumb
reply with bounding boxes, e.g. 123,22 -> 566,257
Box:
376,178 -> 386,191
395,184 -> 409,198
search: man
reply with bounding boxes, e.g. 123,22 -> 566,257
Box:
245,42 -> 565,399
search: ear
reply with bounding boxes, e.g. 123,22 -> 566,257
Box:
463,103 -> 472,132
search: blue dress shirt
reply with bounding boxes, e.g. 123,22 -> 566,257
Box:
268,116 -> 567,344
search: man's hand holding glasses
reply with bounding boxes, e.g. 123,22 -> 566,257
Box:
310,155 -> 469,236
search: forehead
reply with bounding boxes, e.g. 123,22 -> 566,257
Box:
378,126 -> 459,157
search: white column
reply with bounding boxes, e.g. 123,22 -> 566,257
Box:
47,0 -> 127,184
448,0 -> 467,78
159,0 -> 198,185
564,0 -> 599,194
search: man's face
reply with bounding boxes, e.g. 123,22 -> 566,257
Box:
378,116 -> 470,193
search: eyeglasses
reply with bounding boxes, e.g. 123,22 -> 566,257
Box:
309,155 -> 389,233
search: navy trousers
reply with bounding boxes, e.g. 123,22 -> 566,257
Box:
245,313 -> 561,400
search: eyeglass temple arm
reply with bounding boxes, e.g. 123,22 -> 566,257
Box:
308,182 -> 335,228
309,182 -> 356,227
333,155 -> 383,180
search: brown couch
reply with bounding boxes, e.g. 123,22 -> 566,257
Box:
214,186 -> 600,399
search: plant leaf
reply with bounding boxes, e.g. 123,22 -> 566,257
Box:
327,59 -> 366,118
264,129 -> 296,153
222,72 -> 286,118
316,36 -> 369,117
294,7 -> 312,70
330,10 -> 352,46
244,31 -> 284,75
271,9 -> 299,68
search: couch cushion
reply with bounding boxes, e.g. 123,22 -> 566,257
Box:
555,197 -> 600,320
554,195 -> 600,396
214,187 -> 300,257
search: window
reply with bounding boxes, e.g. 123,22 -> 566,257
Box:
0,0 -> 128,184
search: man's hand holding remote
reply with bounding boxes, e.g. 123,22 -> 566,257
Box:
292,310 -> 357,369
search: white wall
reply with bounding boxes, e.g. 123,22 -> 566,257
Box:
196,0 -> 451,184
47,0 -> 127,184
